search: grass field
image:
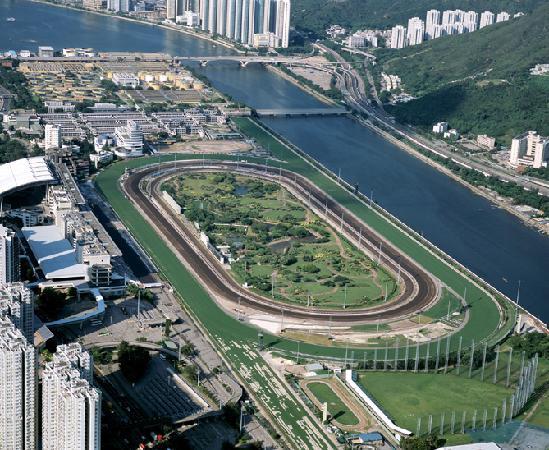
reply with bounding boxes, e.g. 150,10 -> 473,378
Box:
307,382 -> 359,426
357,371 -> 513,432
163,172 -> 397,308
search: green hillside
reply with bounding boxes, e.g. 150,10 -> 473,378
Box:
380,3 -> 549,142
292,0 -> 545,37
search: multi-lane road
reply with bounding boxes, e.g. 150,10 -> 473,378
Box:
124,160 -> 439,325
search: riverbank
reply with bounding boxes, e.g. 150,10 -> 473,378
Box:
357,116 -> 549,236
267,65 -> 338,106
29,0 -> 242,53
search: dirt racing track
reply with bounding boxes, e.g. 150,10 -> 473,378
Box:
123,160 -> 440,325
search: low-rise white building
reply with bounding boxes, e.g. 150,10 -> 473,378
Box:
477,134 -> 496,149
432,122 -> 449,134
111,72 -> 140,88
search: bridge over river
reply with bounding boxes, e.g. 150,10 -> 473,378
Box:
254,107 -> 350,117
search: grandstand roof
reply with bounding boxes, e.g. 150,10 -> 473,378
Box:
21,225 -> 88,280
0,157 -> 54,196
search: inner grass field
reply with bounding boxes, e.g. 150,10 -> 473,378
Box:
357,371 -> 513,432
162,172 -> 398,308
306,382 -> 359,426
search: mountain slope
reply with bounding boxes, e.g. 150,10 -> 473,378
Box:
292,0 -> 545,37
381,3 -> 549,142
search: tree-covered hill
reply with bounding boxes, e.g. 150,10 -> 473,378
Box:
292,0 -> 545,37
380,3 -> 549,143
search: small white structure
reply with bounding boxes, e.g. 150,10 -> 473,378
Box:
111,72 -> 139,88
89,151 -> 113,168
432,122 -> 449,134
444,129 -> 460,140
38,46 -> 54,58
477,134 -> 496,149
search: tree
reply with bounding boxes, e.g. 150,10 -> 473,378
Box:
164,318 -> 173,337
402,434 -> 445,450
117,341 -> 151,383
37,287 -> 66,319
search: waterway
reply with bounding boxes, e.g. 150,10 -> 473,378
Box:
1,0 -> 548,322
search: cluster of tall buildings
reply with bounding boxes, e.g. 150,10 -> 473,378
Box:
390,9 -> 522,49
166,0 -> 291,48
510,131 -> 549,169
0,279 -> 101,449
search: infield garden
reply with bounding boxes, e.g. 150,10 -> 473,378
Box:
162,172 -> 399,309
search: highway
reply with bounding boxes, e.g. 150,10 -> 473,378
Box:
317,44 -> 549,196
124,160 -> 439,325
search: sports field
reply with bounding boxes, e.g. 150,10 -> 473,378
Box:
95,123 -> 514,359
93,119 -> 517,449
306,382 -> 359,426
163,172 -> 397,308
357,371 -> 513,432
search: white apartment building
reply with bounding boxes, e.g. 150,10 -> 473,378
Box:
191,0 -> 290,47
463,10 -> 478,32
390,25 -> 406,49
0,283 -> 34,343
42,343 -> 100,450
425,9 -> 440,39
432,122 -> 449,134
479,11 -> 495,28
0,318 -> 36,450
45,124 -> 62,150
406,17 -> 424,46
275,0 -> 291,48
0,225 -> 20,284
114,120 -> 144,158
510,131 -> 549,169
496,11 -> 510,23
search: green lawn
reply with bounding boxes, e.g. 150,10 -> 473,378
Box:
163,172 -> 398,308
358,371 -> 513,432
424,288 -> 463,320
307,382 -> 359,426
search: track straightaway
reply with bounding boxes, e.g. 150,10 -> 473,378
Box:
124,160 -> 439,324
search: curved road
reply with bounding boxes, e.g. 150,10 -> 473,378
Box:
124,160 -> 439,324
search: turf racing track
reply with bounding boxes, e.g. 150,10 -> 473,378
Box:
125,160 -> 440,325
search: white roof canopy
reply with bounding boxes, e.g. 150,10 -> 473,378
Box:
0,157 -> 54,197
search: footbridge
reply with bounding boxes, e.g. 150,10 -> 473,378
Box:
255,107 -> 350,117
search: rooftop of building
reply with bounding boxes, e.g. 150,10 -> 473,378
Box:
0,156 -> 55,197
21,225 -> 88,280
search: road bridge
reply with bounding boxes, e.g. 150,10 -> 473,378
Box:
255,107 -> 350,117
175,55 -> 343,67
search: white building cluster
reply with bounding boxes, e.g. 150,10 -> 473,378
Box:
0,281 -> 101,449
42,343 -> 101,450
510,131 -> 549,169
166,0 -> 291,48
390,8 -> 522,49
